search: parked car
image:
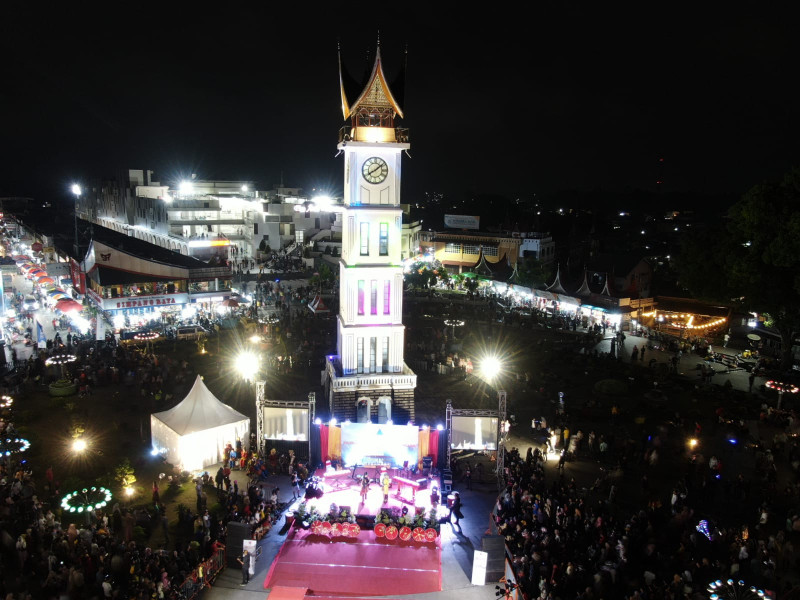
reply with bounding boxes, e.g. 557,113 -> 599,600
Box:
22,296 -> 39,311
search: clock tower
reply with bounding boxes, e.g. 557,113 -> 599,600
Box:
325,42 -> 417,423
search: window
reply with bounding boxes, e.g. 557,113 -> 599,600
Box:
383,280 -> 391,314
445,242 -> 462,254
370,280 -> 378,315
358,281 -> 365,315
369,337 -> 377,373
360,222 -> 369,255
463,244 -> 480,255
357,338 -> 364,374
382,337 -> 390,372
379,223 -> 389,255
253,223 -> 258,235
483,246 -> 499,257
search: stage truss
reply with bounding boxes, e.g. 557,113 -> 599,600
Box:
255,381 -> 316,458
446,390 -> 507,492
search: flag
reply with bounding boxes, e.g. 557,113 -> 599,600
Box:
37,320 -> 47,348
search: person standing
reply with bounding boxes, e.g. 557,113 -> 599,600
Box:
749,371 -> 756,393
291,471 -> 302,500
381,471 -> 390,504
238,549 -> 251,585
360,473 -> 370,504
464,465 -> 472,490
448,491 -> 464,526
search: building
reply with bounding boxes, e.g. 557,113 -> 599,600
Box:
325,42 -> 417,423
420,229 -> 521,274
78,170 -> 342,263
59,221 -> 232,333
518,232 -> 556,264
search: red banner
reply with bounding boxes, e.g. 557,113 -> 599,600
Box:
69,259 -> 86,294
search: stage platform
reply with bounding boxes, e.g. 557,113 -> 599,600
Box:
263,528 -> 442,596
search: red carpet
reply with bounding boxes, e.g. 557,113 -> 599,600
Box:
264,528 -> 442,597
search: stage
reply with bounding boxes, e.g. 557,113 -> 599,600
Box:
263,528 -> 442,596
300,467 -> 450,520
263,468 -> 446,597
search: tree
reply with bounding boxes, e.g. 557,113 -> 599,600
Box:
676,167 -> 800,369
115,458 -> 136,488
516,258 -> 553,289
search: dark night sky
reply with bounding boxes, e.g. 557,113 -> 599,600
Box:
1,5 -> 797,208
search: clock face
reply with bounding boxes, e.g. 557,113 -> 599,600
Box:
362,157 -> 389,184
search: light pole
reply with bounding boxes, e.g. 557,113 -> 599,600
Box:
71,184 -> 81,256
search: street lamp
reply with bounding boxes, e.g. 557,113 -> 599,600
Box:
71,184 -> 81,256
72,438 -> 87,453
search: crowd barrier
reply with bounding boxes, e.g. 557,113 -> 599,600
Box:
172,547 -> 225,600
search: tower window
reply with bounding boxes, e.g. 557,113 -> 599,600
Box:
382,337 -> 390,372
369,337 -> 377,373
358,280 -> 365,315
379,223 -> 389,256
383,280 -> 391,315
370,280 -> 378,315
357,338 -> 364,374
360,222 -> 369,255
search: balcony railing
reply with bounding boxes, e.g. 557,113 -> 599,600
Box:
326,356 -> 417,389
338,126 -> 410,144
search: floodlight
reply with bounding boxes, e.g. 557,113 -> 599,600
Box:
481,355 -> 502,380
235,352 -> 260,382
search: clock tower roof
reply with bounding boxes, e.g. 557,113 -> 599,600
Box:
339,41 -> 405,122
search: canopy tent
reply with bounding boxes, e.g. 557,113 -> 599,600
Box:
151,375 -> 250,471
308,295 -> 330,314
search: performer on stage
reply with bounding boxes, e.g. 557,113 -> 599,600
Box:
360,473 -> 370,504
381,470 -> 390,504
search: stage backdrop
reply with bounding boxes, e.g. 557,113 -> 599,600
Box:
341,423 -> 419,468
451,416 -> 499,450
261,406 -> 309,441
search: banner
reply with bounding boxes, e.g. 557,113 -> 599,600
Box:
444,214 -> 480,230
36,320 -> 47,348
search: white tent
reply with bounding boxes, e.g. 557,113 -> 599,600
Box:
150,375 -> 250,472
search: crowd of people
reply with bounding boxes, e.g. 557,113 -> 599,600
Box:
494,441 -> 797,599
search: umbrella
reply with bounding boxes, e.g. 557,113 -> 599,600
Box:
36,276 -> 55,285
746,333 -> 761,341
221,298 -> 239,308
55,299 -> 83,313
12,255 -> 29,261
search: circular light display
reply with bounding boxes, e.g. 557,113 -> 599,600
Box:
45,355 -> 77,367
443,319 -> 465,327
1,438 -> 30,456
765,380 -> 799,394
707,579 -> 771,599
61,487 -> 113,513
0,396 -> 12,409
133,332 -> 159,342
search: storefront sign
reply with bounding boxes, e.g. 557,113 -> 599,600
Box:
105,293 -> 188,311
444,214 -> 480,230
